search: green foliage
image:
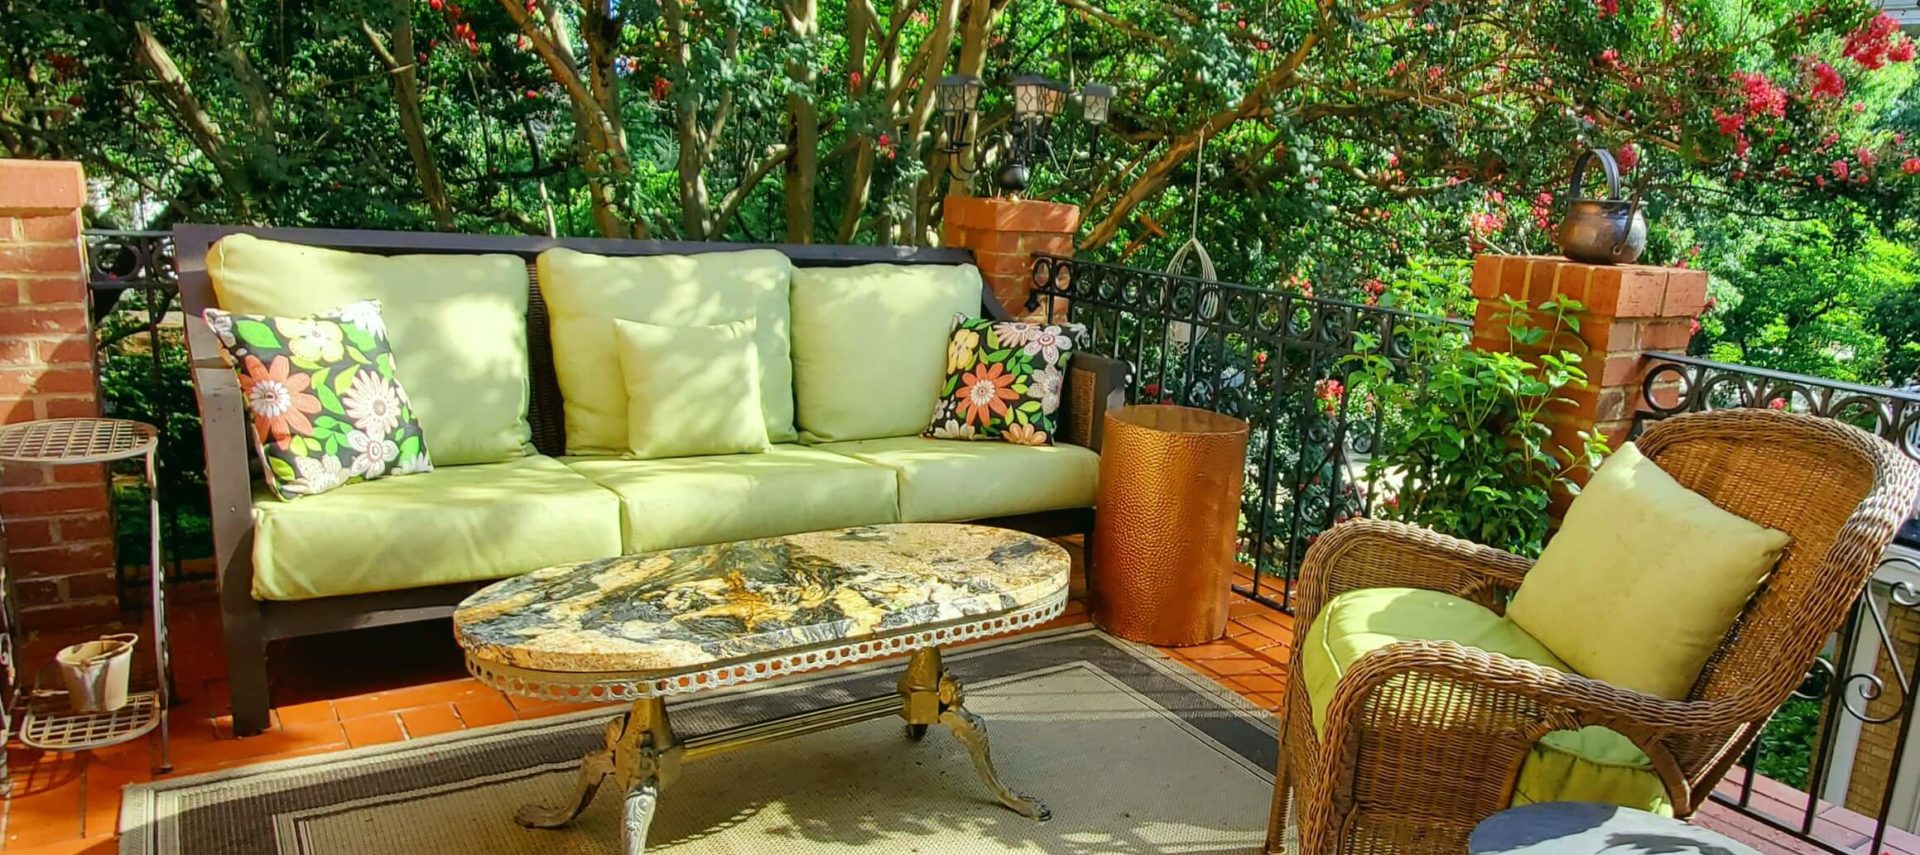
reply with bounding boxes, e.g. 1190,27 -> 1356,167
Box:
1354,296 -> 1607,556
95,292 -> 213,562
1754,695 -> 1822,790
1689,216 -> 1920,384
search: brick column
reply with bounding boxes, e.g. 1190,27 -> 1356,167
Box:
940,196 -> 1080,321
1469,254 -> 1708,507
0,159 -> 115,629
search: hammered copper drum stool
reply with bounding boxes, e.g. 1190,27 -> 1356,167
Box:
1091,404 -> 1250,646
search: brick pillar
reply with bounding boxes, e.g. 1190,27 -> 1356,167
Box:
940,196 -> 1081,321
1469,254 -> 1708,510
0,159 -> 115,629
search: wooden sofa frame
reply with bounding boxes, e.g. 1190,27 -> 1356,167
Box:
175,224 -> 1129,736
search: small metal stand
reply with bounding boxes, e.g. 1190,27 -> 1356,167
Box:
0,418 -> 172,773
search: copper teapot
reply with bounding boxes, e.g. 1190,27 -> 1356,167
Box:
1556,148 -> 1647,265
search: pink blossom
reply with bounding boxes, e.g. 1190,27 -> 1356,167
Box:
1734,135 -> 1751,158
1831,159 -> 1850,180
1856,146 -> 1877,168
1615,142 -> 1639,171
1819,132 -> 1840,151
1809,62 -> 1846,100
1731,71 -> 1788,119
1599,48 -> 1621,68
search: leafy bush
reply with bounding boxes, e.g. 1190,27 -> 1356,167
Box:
1352,295 -> 1606,556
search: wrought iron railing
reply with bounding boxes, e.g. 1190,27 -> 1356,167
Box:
1639,352 -> 1920,853
1027,254 -> 1468,609
83,230 -> 213,600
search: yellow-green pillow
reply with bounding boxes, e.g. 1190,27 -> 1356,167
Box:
537,248 -> 796,453
1507,442 -> 1791,699
613,318 -> 770,460
205,234 -> 532,466
790,264 -> 984,443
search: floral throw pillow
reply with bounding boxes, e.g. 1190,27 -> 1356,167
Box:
925,319 -> 1083,446
203,300 -> 432,499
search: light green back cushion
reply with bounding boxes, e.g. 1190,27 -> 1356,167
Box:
790,264 -> 984,443
538,248 -> 796,453
1302,587 -> 1670,815
1507,442 -> 1791,699
206,234 -> 532,465
614,317 -> 770,460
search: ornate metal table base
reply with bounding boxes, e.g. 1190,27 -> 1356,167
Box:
516,646 -> 1048,854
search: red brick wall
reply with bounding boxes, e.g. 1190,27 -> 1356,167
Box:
1468,254 -> 1709,512
940,196 -> 1080,321
0,159 -> 115,629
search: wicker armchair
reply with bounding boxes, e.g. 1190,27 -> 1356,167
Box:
1265,409 -> 1920,854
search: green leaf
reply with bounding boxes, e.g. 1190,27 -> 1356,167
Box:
268,456 -> 297,484
316,381 -> 343,415
234,319 -> 281,350
347,346 -> 371,365
343,323 -> 377,353
400,435 -> 421,460
334,368 -> 357,396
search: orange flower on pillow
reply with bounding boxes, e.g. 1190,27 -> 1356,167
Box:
956,362 -> 1020,427
239,354 -> 322,448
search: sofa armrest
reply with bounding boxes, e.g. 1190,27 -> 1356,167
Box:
192,355 -> 258,604
1062,352 -> 1130,453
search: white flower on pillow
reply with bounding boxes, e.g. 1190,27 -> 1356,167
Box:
1022,325 -> 1074,363
994,322 -> 1040,346
291,455 -> 348,494
282,319 -> 345,363
929,419 -> 976,440
1033,366 -> 1064,413
341,370 -> 404,436
333,300 -> 388,341
392,452 -> 433,476
347,430 -> 400,476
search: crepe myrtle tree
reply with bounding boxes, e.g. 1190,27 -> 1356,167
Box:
2,0 -> 1916,277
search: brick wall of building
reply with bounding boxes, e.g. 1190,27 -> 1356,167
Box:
0,159 -> 116,629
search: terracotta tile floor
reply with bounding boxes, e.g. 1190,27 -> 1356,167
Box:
0,559 -> 1854,855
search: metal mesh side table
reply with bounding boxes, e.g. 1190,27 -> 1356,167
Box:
0,418 -> 172,772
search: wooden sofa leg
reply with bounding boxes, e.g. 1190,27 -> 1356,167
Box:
223,606 -> 273,736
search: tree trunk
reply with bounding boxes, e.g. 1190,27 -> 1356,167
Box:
783,0 -> 820,243
195,0 -> 275,139
132,23 -> 253,218
362,13 -> 454,230
663,0 -> 712,237
835,0 -> 875,243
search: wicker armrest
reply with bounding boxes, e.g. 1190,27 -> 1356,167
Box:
1062,352 -> 1129,452
1292,518 -> 1534,630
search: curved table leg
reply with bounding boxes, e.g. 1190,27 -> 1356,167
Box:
516,749 -> 614,828
622,776 -> 661,855
898,646 -> 1050,822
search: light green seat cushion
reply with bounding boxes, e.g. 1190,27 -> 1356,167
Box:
1302,587 -> 1670,815
614,317 -> 769,459
251,456 -> 621,601
1508,442 -> 1790,699
207,234 -> 533,466
814,436 -> 1098,521
790,264 -> 984,443
537,248 -> 796,453
563,445 -> 899,554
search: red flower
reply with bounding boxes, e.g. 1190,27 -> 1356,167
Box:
1903,158 -> 1920,176
1596,0 -> 1618,17
1713,109 -> 1744,136
1808,62 -> 1846,100
1732,71 -> 1787,118
1766,397 -> 1787,410
1856,146 -> 1877,169
1614,142 -> 1639,171
876,132 -> 891,148
1892,41 -> 1917,64
1831,159 -> 1850,180
1688,319 -> 1702,336
1598,48 -> 1621,68
849,70 -> 862,88
1843,13 -> 1903,70
1733,134 -> 1751,158
651,77 -> 671,101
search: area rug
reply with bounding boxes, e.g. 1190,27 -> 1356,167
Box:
120,627 -> 1277,854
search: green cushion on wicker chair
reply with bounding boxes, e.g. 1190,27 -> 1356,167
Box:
1300,587 -> 1672,815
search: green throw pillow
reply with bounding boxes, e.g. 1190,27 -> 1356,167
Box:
924,318 -> 1082,446
1506,442 -> 1792,699
614,317 -> 771,459
203,300 -> 433,499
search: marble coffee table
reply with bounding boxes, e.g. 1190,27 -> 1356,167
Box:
453,523 -> 1068,854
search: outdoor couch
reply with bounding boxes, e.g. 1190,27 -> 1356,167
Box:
175,225 -> 1127,736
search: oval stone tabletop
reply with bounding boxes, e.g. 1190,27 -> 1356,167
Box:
1469,802 -> 1759,855
454,523 -> 1070,675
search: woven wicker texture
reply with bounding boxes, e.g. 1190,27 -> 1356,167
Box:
1264,408 -> 1920,854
